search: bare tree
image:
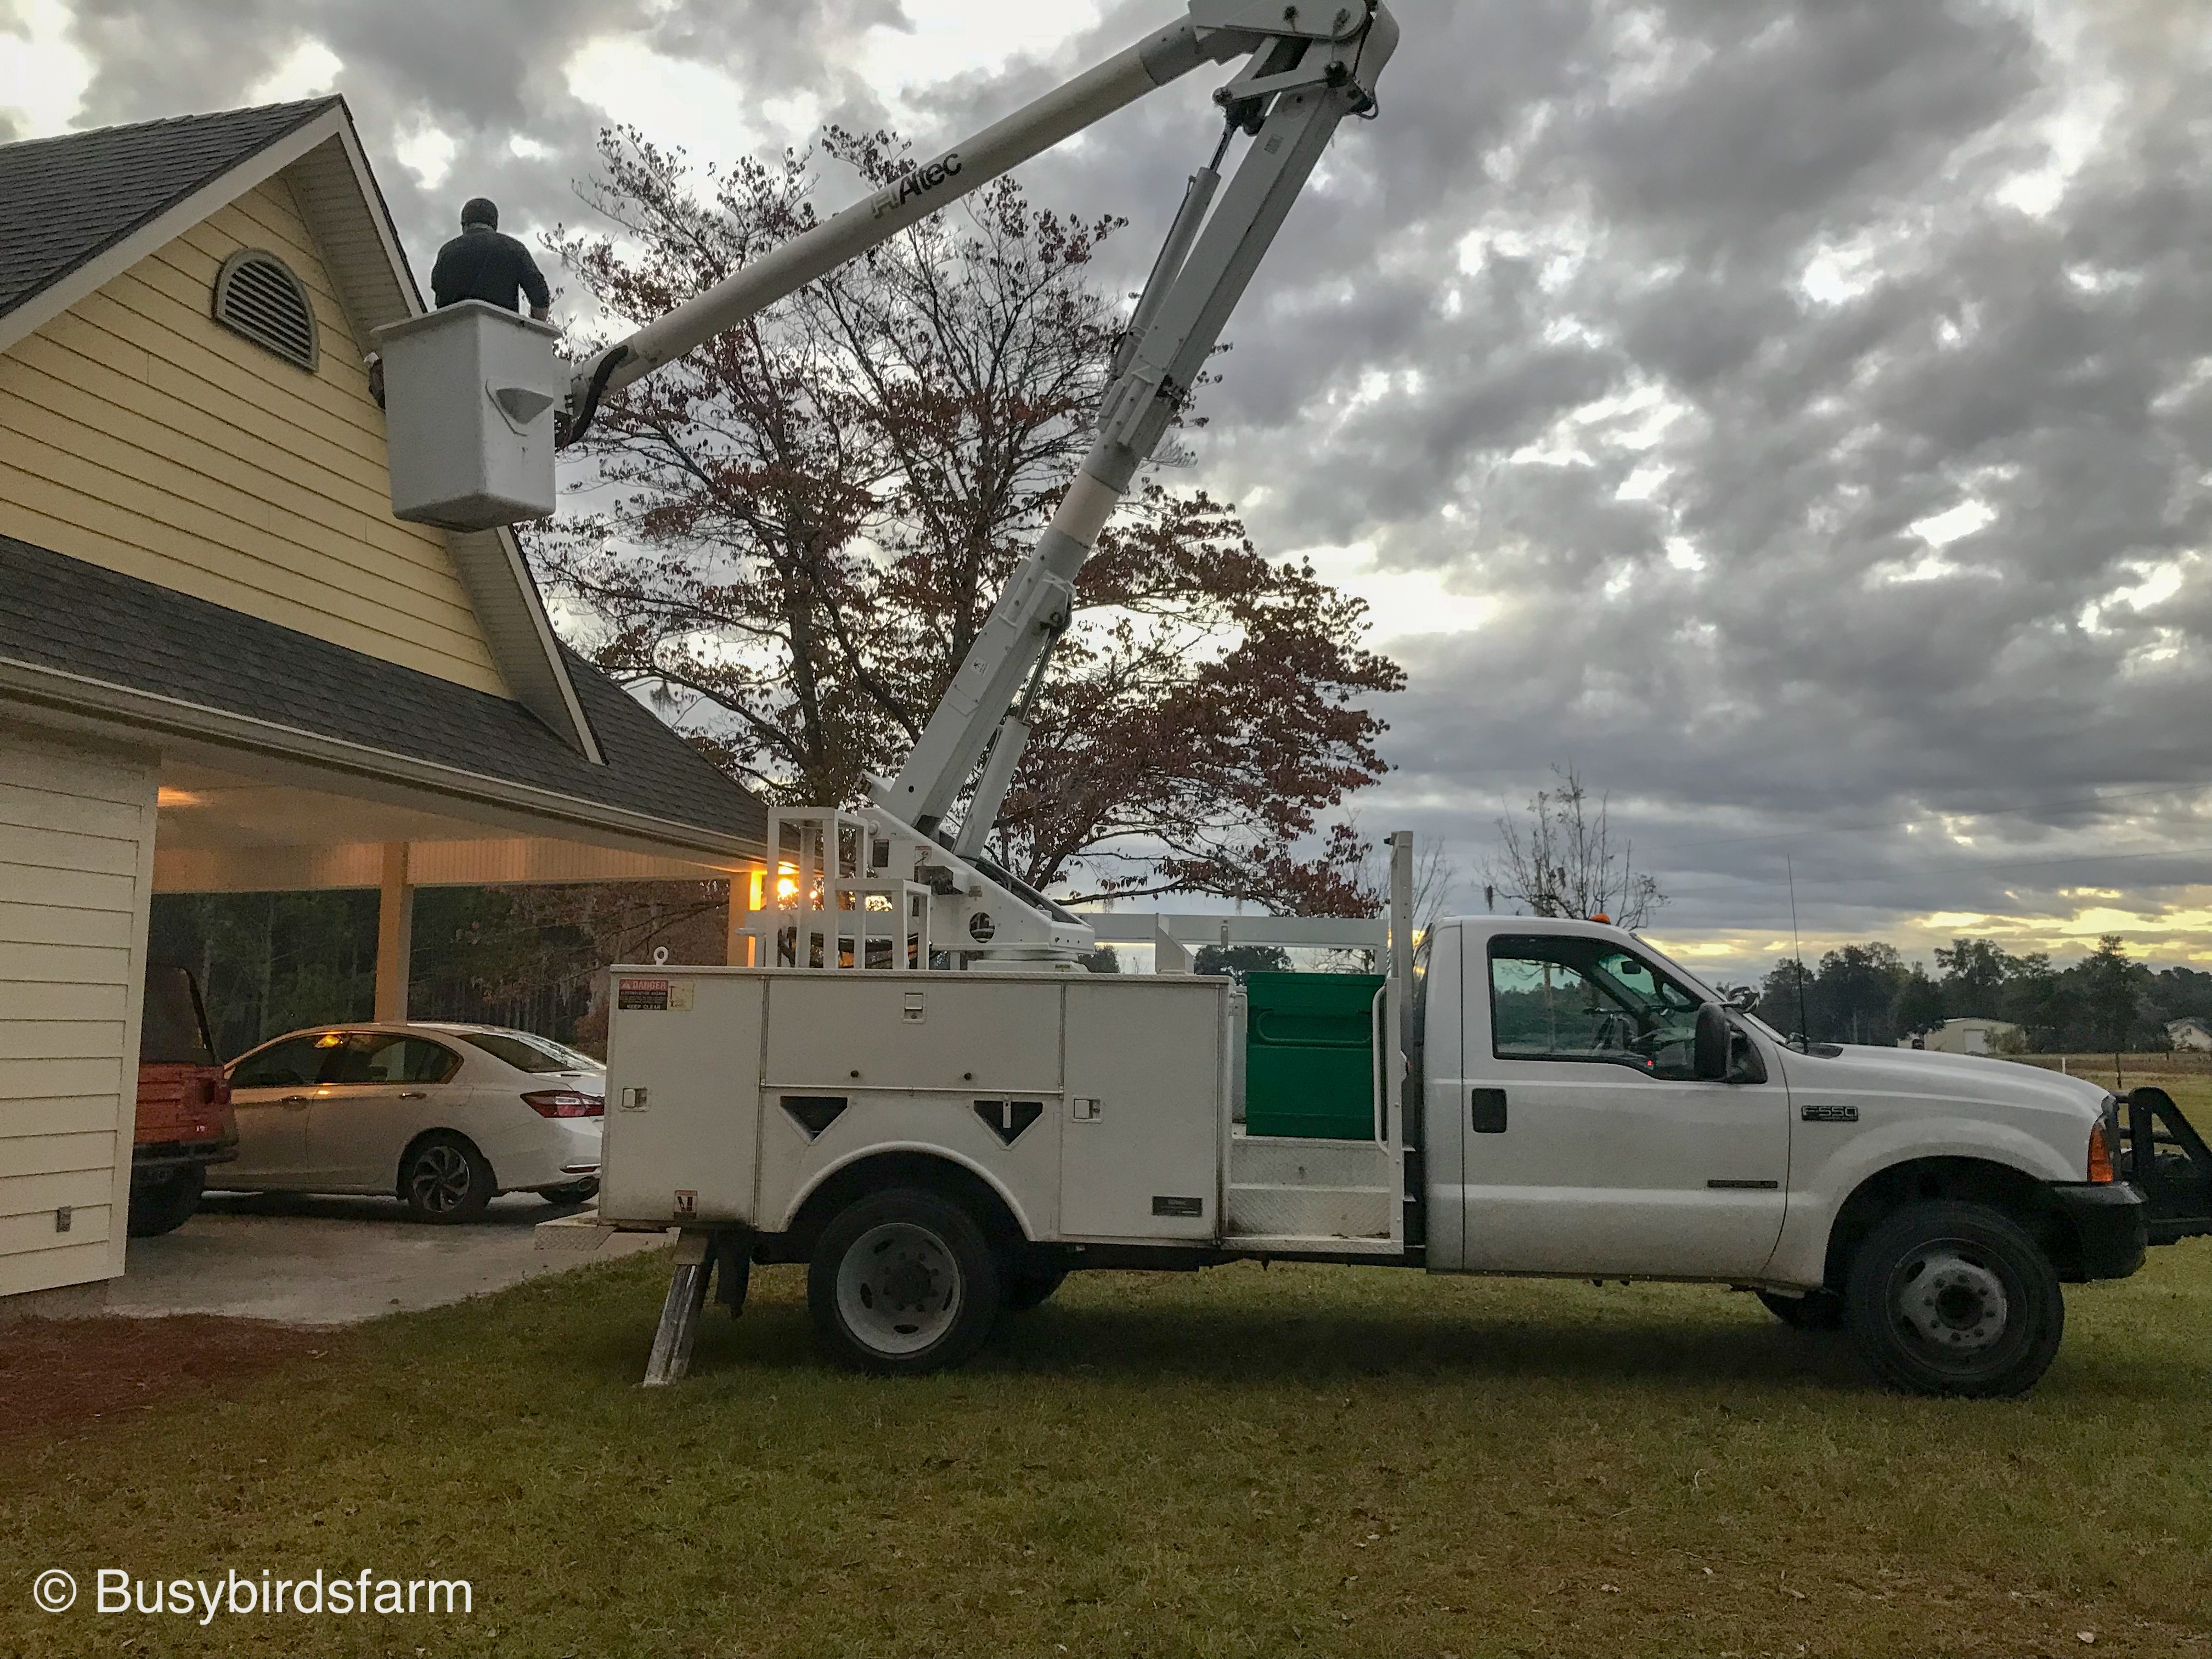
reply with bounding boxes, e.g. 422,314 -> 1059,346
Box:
1485,766 -> 1664,929
1404,836 -> 1457,974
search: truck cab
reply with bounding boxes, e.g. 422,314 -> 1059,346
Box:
1424,915 -> 2147,1392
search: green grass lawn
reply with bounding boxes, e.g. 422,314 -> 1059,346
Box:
5,1240 -> 2207,1658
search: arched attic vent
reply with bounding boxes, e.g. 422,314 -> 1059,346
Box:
211,249 -> 319,371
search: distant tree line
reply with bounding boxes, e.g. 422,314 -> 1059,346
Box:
1749,934 -> 2211,1052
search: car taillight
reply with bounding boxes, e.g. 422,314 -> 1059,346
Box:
208,1077 -> 232,1108
523,1090 -> 603,1119
2087,1120 -> 2115,1183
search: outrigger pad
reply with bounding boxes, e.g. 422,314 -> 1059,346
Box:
641,1229 -> 713,1387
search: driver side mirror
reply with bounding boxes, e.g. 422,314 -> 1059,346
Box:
1694,1002 -> 1731,1081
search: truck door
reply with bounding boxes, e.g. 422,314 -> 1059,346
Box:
1456,930 -> 1788,1279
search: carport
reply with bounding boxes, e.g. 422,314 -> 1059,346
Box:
0,100 -> 766,1313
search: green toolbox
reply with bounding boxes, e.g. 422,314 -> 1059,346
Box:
1242,971 -> 1385,1140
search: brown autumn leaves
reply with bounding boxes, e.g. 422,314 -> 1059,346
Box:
533,126 -> 1402,914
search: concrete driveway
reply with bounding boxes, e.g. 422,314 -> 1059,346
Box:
100,1190 -> 668,1325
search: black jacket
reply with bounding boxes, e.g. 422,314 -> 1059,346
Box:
431,225 -> 551,313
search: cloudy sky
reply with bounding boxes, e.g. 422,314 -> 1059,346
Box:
5,0 -> 2209,974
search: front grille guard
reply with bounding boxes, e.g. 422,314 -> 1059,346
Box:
2111,1087 -> 2212,1243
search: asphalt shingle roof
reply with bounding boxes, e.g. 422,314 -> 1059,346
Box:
0,532 -> 765,848
0,100 -> 338,321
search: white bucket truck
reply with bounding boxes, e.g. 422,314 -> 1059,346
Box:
368,1 -> 2163,1394
598,833 -> 2150,1397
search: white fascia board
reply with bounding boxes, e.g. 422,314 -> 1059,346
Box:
0,105 -> 348,358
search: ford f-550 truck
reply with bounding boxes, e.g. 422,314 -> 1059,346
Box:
381,0 -> 2188,1395
595,899 -> 2176,1398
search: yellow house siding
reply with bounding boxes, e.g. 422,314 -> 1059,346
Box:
0,174 -> 511,696
0,725 -> 156,1300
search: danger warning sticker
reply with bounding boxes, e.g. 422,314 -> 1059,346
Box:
618,978 -> 692,1011
618,978 -> 669,1011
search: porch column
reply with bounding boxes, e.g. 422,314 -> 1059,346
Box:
726,867 -> 760,966
374,842 -> 413,1021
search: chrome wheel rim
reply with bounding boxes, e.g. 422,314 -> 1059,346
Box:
409,1144 -> 473,1213
835,1221 -> 962,1355
1893,1246 -> 2009,1357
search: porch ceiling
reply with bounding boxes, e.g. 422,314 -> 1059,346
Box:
154,760 -> 754,892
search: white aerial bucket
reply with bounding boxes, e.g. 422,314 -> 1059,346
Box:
374,301 -> 561,531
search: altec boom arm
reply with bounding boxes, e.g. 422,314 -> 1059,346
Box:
571,1 -> 1399,962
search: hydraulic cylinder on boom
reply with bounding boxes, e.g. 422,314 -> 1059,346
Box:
377,0 -> 1400,966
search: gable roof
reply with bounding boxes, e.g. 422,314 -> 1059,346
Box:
0,531 -> 764,853
0,100 -> 600,763
0,99 -> 340,324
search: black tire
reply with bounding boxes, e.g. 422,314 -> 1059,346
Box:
127,1165 -> 202,1238
807,1187 -> 1001,1375
1756,1288 -> 1844,1330
1844,1200 -> 2064,1397
1002,1267 -> 1068,1312
539,1179 -> 600,1204
398,1133 -> 495,1223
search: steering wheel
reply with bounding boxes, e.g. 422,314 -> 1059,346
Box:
1592,1011 -> 1638,1053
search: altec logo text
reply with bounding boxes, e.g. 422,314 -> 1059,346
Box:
77,1569 -> 471,1623
872,153 -> 963,217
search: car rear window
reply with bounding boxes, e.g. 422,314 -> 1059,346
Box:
140,964 -> 215,1066
459,1032 -> 601,1074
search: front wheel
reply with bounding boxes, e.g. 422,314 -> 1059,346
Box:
808,1188 -> 1001,1375
1844,1200 -> 2064,1397
127,1164 -> 202,1238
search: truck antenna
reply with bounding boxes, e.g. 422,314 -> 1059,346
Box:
1787,854 -> 1810,1046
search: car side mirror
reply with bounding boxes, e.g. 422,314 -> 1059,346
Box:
1694,1002 -> 1731,1081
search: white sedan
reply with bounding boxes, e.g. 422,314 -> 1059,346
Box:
220,1023 -> 604,1221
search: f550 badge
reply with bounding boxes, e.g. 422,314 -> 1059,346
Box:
872,152 -> 963,217
1802,1102 -> 1859,1123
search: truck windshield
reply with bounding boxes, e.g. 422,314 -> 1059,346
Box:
140,964 -> 216,1066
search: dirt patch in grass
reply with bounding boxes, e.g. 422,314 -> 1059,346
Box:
0,1316 -> 332,1446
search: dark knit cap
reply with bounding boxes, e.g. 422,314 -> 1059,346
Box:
460,197 -> 499,229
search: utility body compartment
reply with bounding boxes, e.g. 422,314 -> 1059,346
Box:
601,968 -> 1233,1245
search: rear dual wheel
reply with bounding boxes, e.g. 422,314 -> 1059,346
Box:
1002,1267 -> 1068,1312
808,1188 -> 1002,1375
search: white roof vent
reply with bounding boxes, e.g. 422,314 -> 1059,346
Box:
212,249 -> 318,371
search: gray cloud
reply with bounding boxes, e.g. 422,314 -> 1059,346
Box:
43,0 -> 2212,963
